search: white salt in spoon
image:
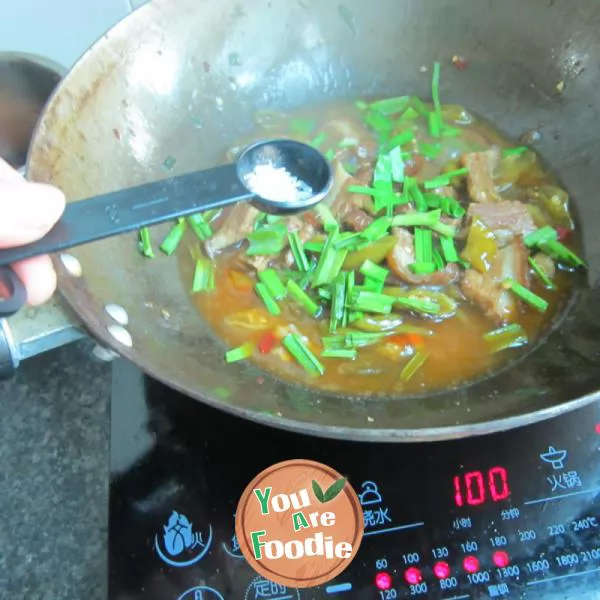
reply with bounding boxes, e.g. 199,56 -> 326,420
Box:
0,139 -> 333,268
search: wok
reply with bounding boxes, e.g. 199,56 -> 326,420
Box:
26,0 -> 600,442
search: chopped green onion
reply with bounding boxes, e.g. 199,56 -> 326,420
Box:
395,297 -> 441,314
348,311 -> 363,323
160,219 -> 186,255
410,262 -> 437,275
419,142 -> 442,159
430,61 -> 443,138
324,148 -> 336,161
304,240 -> 324,253
315,204 -> 339,233
288,231 -> 310,271
431,220 -> 456,238
433,248 -> 445,271
255,282 -> 281,316
364,110 -> 394,135
355,100 -> 368,111
258,268 -> 287,300
192,258 -> 215,292
374,154 -> 393,184
287,279 -> 321,317
188,213 -> 213,241
523,225 -> 558,248
415,227 -> 433,263
385,130 -> 415,152
139,227 -> 155,258
483,323 -> 528,353
363,277 -> 384,293
428,111 -> 442,138
392,209 -> 441,228
440,195 -> 466,218
359,259 -> 390,284
389,146 -> 405,183
369,95 -> 410,115
502,146 -> 529,157
349,290 -> 396,314
282,333 -> 325,375
400,351 -> 429,381
225,341 -> 255,363
290,118 -> 315,136
312,231 -> 348,287
399,105 -> 420,121
246,224 -> 287,256
502,278 -> 548,312
360,217 -> 392,242
347,184 -> 379,196
298,259 -> 318,288
410,183 -> 428,212
529,257 -> 555,289
333,232 -> 362,250
440,235 -> 459,262
318,287 -> 332,301
310,131 -> 327,148
423,167 -> 469,190
330,273 -> 347,333
345,331 -> 391,348
538,240 -> 585,268
424,193 -> 441,209
321,348 -> 357,360
409,96 -> 430,118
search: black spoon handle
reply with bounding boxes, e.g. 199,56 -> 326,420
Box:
0,162 -> 253,267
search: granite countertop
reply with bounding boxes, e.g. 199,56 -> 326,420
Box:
0,338 -> 111,599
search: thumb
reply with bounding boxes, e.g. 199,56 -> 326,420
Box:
0,179 -> 66,249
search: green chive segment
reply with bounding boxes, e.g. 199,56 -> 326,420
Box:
225,341 -> 255,363
483,324 -> 528,353
282,333 -> 325,376
503,278 -> 548,312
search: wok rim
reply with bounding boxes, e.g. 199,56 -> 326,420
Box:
54,283 -> 600,443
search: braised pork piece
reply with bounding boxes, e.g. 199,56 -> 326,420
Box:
187,78 -> 583,396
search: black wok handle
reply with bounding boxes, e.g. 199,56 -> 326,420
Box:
0,163 -> 253,317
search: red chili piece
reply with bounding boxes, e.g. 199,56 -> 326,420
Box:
258,332 -> 278,354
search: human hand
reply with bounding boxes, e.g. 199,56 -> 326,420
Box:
0,158 -> 66,306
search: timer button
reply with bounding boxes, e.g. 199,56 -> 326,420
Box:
375,572 -> 393,591
493,550 -> 511,568
463,555 -> 480,573
433,561 -> 451,579
404,567 -> 423,585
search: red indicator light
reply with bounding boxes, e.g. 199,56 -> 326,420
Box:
433,561 -> 451,579
463,555 -> 480,573
493,550 -> 511,568
595,423 -> 600,435
375,572 -> 393,591
404,567 -> 423,585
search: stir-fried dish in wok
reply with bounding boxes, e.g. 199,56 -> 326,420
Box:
139,63 -> 585,396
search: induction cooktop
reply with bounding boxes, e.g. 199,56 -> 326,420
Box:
108,358 -> 600,599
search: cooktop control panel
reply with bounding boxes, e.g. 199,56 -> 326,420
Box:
109,362 -> 600,599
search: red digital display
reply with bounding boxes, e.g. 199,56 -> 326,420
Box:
453,466 -> 510,507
